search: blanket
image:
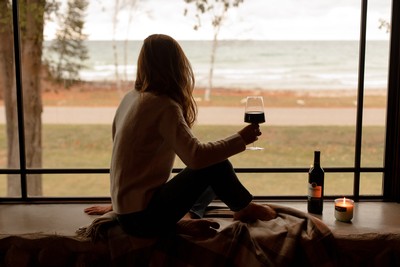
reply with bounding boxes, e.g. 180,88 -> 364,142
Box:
78,204 -> 337,267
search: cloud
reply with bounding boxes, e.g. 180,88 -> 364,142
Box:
44,0 -> 391,41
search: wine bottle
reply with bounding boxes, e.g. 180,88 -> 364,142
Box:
307,151 -> 324,214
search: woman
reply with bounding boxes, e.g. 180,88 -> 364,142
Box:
91,34 -> 276,237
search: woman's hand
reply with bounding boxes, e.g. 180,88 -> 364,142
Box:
238,124 -> 262,145
84,205 -> 113,215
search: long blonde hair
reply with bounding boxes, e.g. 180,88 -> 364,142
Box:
135,34 -> 197,127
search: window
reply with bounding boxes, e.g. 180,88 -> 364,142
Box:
1,0 -> 399,202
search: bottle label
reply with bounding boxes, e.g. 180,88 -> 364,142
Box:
308,182 -> 322,198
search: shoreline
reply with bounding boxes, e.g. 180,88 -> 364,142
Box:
45,80 -> 387,95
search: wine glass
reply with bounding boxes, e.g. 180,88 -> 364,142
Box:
244,96 -> 265,150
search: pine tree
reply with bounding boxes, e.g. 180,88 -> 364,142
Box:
48,0 -> 89,88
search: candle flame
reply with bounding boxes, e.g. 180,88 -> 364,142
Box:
343,197 -> 346,204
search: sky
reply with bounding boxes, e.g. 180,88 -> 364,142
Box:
44,0 -> 392,41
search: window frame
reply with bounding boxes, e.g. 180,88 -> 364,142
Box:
1,0 -> 399,203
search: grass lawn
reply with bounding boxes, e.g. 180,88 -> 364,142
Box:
0,124 -> 385,197
0,83 -> 387,197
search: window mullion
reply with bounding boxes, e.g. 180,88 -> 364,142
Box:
353,0 -> 368,201
12,0 -> 28,199
384,0 -> 400,202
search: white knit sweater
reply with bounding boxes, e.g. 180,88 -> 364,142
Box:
110,90 -> 246,214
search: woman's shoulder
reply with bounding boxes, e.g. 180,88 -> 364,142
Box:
120,90 -> 180,114
140,92 -> 179,108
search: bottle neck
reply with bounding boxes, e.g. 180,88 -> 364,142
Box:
314,151 -> 320,167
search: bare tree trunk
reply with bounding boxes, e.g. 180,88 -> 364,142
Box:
204,8 -> 226,102
112,0 -> 122,96
123,0 -> 138,83
123,8 -> 132,82
185,0 -> 240,101
205,33 -> 218,102
20,0 -> 45,196
123,40 -> 129,82
0,0 -> 20,196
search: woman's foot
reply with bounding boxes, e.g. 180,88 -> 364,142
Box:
233,202 -> 277,222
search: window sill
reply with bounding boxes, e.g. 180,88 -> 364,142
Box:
1,201 -> 399,266
0,201 -> 399,236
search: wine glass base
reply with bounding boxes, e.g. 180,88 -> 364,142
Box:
246,146 -> 264,151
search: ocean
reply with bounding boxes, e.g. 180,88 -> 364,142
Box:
43,40 -> 390,91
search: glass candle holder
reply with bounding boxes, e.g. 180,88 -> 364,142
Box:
334,197 -> 354,222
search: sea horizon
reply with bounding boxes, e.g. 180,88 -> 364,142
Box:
43,40 -> 390,91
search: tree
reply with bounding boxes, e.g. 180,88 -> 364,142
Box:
122,0 -> 139,82
378,18 -> 391,33
0,0 -> 46,196
47,0 -> 89,88
0,0 -> 58,196
184,0 -> 244,101
110,0 -> 140,96
112,0 -> 122,95
0,0 -> 18,196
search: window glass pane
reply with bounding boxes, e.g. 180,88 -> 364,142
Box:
360,173 -> 383,195
0,125 -> 6,168
361,126 -> 385,167
43,125 -> 111,168
1,174 -> 21,198
37,0 -> 388,197
361,0 -> 391,168
238,173 -> 307,196
41,1 -> 365,169
0,175 -> 5,197
33,173 -> 110,197
182,1 -> 363,169
324,173 -> 354,196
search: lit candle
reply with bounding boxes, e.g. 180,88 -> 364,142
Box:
334,197 -> 354,222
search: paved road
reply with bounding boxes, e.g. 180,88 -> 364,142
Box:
196,107 -> 386,126
0,107 -> 386,126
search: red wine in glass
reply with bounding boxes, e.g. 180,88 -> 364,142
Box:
244,96 -> 265,150
244,111 -> 266,124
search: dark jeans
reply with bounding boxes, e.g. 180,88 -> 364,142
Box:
189,186 -> 216,218
117,159 -> 253,237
